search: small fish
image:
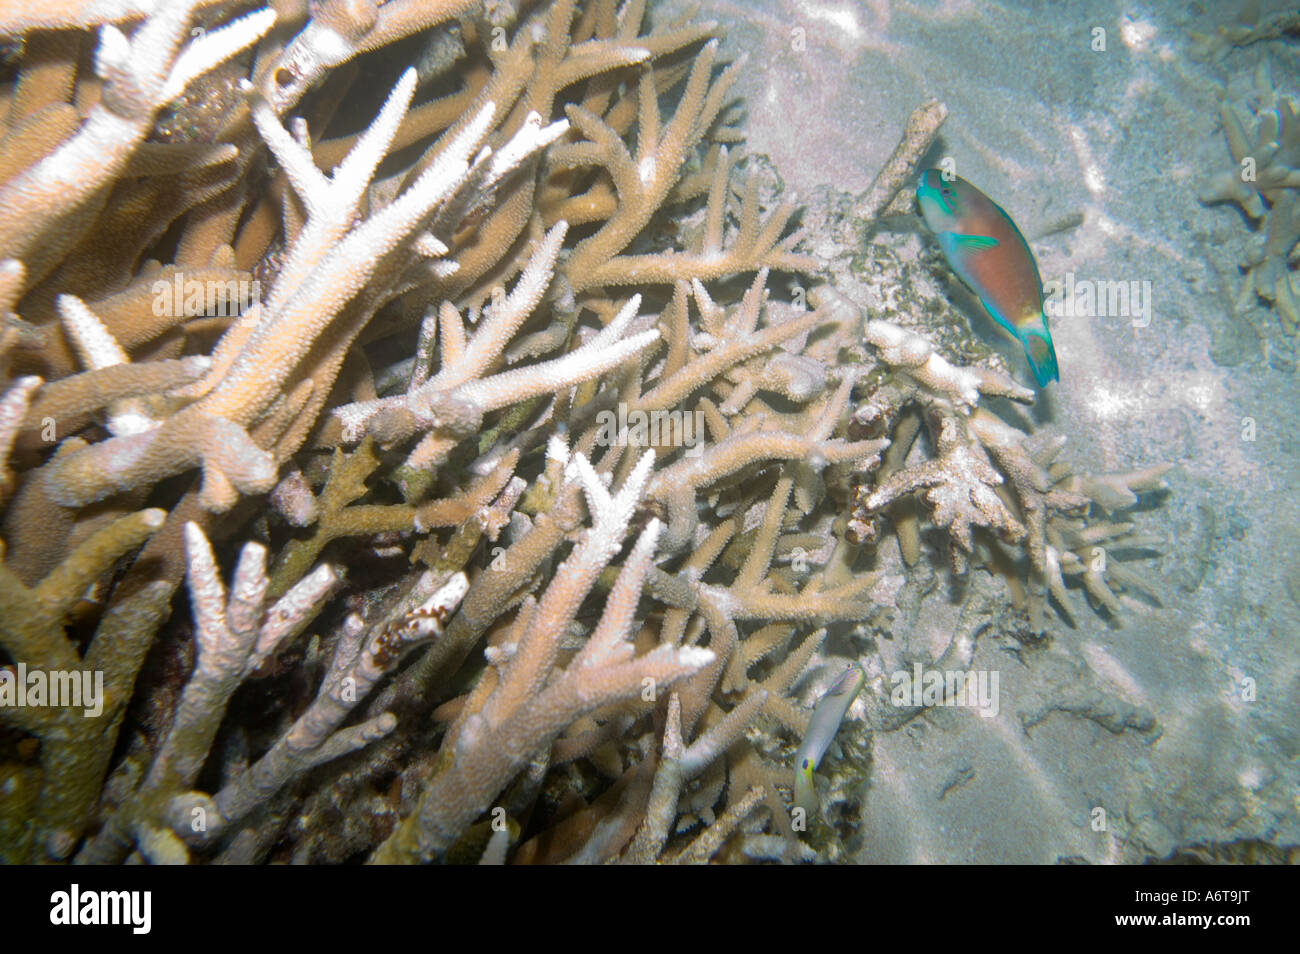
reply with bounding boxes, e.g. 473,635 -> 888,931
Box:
793,662 -> 866,820
916,168 -> 1059,386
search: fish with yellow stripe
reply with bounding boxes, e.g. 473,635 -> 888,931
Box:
793,661 -> 865,820
916,168 -> 1060,386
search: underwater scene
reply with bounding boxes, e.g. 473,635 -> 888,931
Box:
0,0 -> 1296,871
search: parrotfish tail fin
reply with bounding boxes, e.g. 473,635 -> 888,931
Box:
1020,322 -> 1059,387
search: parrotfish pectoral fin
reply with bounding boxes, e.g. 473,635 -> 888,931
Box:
1020,323 -> 1059,387
951,232 -> 999,250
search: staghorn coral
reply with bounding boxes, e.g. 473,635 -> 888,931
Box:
1199,59 -> 1300,332
0,0 -> 1172,866
830,285 -> 1169,627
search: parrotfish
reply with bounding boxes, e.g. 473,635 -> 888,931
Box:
916,168 -> 1060,386
793,662 -> 866,820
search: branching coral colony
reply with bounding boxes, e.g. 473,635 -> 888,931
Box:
1198,58 -> 1300,332
0,0 -> 1169,864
